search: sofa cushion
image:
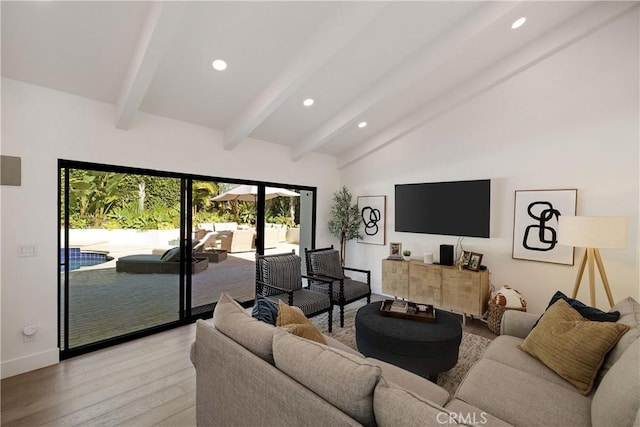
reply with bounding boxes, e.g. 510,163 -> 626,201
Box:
592,338 -> 640,427
365,357 -> 449,406
272,328 -> 380,426
213,292 -> 275,364
324,335 -> 364,358
481,335 -> 579,392
276,301 -> 326,344
456,358 -> 592,427
373,379 -> 455,427
251,295 -> 278,325
599,297 -> 640,383
519,299 -> 629,394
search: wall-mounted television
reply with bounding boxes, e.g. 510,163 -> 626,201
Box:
395,179 -> 490,238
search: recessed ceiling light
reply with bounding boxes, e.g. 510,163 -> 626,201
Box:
511,17 -> 526,29
358,121 -> 367,128
212,59 -> 227,71
303,98 -> 314,107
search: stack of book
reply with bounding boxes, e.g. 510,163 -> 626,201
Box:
389,300 -> 408,313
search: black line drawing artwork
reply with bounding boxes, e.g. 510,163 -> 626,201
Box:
522,201 -> 560,251
512,189 -> 576,265
361,206 -> 381,236
357,195 -> 386,245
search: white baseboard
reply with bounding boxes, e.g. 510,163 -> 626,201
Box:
1,348 -> 59,379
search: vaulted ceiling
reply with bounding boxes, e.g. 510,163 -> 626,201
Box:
2,1 -> 636,168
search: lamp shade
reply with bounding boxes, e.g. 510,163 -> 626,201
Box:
557,216 -> 627,249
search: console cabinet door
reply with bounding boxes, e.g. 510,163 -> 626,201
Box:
382,259 -> 409,299
441,269 -> 489,316
409,263 -> 442,306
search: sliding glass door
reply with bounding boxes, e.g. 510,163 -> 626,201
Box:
190,182 -> 316,311
59,163 -> 186,356
59,160 -> 317,358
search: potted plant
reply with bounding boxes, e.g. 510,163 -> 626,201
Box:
328,186 -> 362,266
403,249 -> 412,260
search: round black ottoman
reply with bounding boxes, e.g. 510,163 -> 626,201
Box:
355,302 -> 462,380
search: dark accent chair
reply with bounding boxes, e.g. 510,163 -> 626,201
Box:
255,250 -> 333,332
304,246 -> 371,328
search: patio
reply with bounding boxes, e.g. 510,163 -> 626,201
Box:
62,242 -> 298,349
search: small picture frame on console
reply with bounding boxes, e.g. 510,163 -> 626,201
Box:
467,252 -> 483,271
460,251 -> 471,268
388,242 -> 403,260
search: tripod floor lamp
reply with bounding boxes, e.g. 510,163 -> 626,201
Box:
558,216 -> 628,307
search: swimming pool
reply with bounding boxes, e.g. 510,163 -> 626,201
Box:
60,248 -> 113,272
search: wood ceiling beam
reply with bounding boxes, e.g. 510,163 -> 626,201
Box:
222,3 -> 386,151
291,2 -> 523,161
115,2 -> 185,130
336,1 -> 638,169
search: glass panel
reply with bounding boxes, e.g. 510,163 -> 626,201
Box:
297,189 -> 315,272
191,181 -> 257,310
62,169 -> 182,350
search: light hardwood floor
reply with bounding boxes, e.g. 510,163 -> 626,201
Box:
1,323 -> 198,427
2,297 -> 495,427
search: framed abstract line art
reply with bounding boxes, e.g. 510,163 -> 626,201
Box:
357,195 -> 386,245
512,189 -> 577,265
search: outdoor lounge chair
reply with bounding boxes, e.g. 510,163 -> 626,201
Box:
193,231 -> 220,252
116,247 -> 208,274
218,229 -> 255,253
263,227 -> 279,249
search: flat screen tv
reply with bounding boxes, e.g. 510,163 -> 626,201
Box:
395,179 -> 490,238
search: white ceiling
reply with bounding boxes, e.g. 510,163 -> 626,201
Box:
2,1 -> 636,168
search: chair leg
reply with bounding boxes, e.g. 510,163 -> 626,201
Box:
340,305 -> 345,328
328,308 -> 333,333
367,294 -> 371,304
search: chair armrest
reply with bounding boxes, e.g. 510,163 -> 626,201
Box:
343,266 -> 370,274
302,274 -> 333,296
301,273 -> 330,283
307,272 -> 343,282
342,267 -> 371,286
500,310 -> 541,338
256,280 -> 293,296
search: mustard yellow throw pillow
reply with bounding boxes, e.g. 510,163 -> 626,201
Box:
276,300 -> 327,345
519,299 -> 629,395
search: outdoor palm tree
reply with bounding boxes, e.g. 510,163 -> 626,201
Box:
193,181 -> 218,216
328,186 -> 361,266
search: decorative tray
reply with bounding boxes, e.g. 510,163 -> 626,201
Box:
379,299 -> 436,323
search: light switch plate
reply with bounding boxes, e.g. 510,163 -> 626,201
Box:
18,243 -> 38,257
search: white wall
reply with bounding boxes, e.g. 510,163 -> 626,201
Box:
0,79 -> 340,377
341,9 -> 639,314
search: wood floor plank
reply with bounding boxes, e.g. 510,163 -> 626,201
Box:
105,390 -> 196,427
38,372 -> 194,427
152,404 -> 196,427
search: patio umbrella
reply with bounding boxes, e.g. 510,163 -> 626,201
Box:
211,185 -> 299,202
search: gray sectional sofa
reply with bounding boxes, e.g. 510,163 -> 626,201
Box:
190,293 -> 640,426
